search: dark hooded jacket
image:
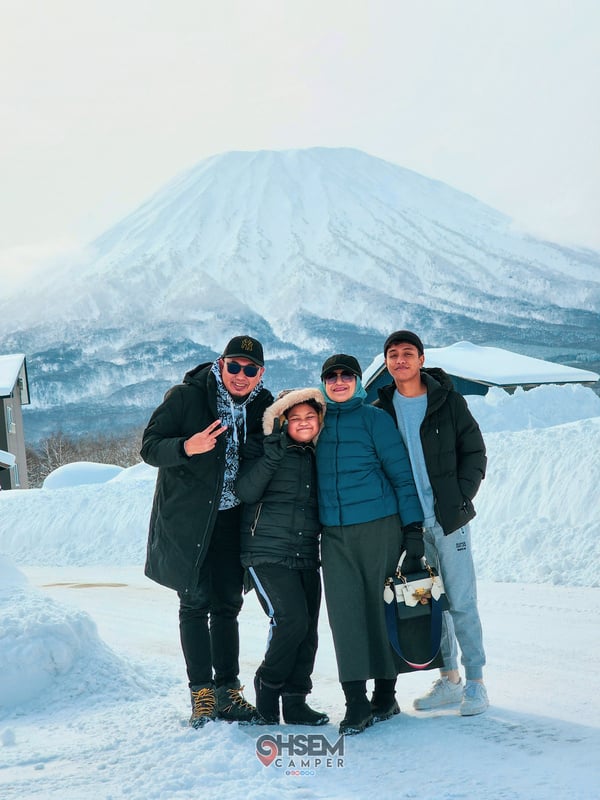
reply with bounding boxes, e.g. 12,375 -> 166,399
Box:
140,361 -> 272,593
375,368 -> 486,535
236,388 -> 326,569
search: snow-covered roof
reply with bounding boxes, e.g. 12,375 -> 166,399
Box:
0,353 -> 27,398
425,342 -> 599,385
363,341 -> 599,387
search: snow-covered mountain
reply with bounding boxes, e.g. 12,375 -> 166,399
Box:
1,147 -> 598,440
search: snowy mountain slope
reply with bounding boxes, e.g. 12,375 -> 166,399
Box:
1,147 -> 598,440
3,148 -> 599,333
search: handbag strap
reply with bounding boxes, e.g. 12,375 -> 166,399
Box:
385,593 -> 445,669
396,550 -> 433,578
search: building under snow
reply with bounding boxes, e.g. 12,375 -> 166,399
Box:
0,353 -> 30,489
363,341 -> 599,402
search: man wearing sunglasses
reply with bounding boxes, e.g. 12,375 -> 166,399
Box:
141,335 -> 273,728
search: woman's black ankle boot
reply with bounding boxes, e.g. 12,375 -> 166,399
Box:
370,678 -> 400,722
339,680 -> 374,735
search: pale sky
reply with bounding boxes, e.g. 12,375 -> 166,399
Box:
1,0 -> 599,288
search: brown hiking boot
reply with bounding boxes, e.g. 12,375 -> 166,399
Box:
216,681 -> 262,723
189,684 -> 217,729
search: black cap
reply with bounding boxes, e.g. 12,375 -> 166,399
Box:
383,330 -> 424,356
221,336 -> 264,366
320,354 -> 362,380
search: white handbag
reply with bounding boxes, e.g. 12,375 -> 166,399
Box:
384,552 -> 447,617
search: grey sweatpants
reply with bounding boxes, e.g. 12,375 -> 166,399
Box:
424,521 -> 486,680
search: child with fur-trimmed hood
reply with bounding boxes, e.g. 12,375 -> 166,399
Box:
235,388 -> 329,727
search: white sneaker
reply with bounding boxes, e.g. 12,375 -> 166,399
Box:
413,677 -> 463,710
460,681 -> 489,716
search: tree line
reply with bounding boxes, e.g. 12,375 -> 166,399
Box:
26,429 -> 144,488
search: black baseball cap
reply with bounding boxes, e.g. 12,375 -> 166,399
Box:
320,354 -> 362,380
221,336 -> 264,366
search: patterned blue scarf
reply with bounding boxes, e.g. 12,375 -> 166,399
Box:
211,361 -> 265,510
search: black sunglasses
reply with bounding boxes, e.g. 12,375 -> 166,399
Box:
225,361 -> 260,377
324,371 -> 356,385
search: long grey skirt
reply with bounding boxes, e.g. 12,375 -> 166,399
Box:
321,514 -> 403,682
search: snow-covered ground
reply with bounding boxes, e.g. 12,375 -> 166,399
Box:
1,384 -> 599,799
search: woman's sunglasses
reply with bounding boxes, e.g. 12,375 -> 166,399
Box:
324,371 -> 356,385
225,361 -> 260,377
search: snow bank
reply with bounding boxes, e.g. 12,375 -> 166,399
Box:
0,463 -> 154,566
468,384 -> 600,433
43,461 -> 123,489
0,560 -> 149,713
473,417 -> 600,585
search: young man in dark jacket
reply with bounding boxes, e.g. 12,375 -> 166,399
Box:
236,388 -> 329,727
141,335 -> 273,728
376,330 -> 489,716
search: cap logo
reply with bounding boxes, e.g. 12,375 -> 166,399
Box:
241,337 -> 255,353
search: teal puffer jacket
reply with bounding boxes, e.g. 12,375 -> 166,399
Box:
316,396 -> 423,528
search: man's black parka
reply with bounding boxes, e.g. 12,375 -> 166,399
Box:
376,368 -> 486,535
140,362 -> 273,594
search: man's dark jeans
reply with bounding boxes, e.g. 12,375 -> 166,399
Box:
178,506 -> 244,687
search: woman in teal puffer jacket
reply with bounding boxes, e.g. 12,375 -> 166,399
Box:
316,354 -> 423,736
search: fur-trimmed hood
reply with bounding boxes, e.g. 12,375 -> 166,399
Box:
262,387 -> 327,440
